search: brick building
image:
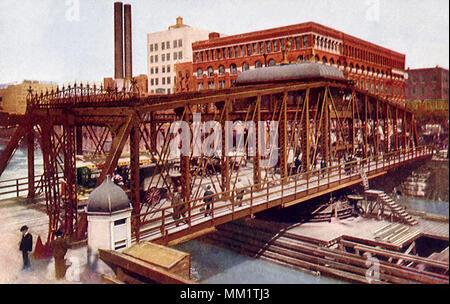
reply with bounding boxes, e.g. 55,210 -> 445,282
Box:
405,66 -> 449,100
176,21 -> 406,104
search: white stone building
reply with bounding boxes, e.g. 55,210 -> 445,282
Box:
147,17 -> 212,94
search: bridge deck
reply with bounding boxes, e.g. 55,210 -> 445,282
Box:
137,147 -> 433,245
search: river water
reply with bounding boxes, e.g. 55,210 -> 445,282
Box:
0,146 -> 448,284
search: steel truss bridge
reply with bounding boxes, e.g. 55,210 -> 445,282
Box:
0,76 -> 433,246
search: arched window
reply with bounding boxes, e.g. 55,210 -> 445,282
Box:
255,61 -> 263,68
230,64 -> 237,75
329,58 -> 335,65
322,56 -> 327,63
268,59 -> 276,66
207,66 -> 214,77
350,63 -> 354,69
355,64 -> 360,70
218,65 -> 225,76
297,55 -> 304,62
314,55 -> 320,62
337,60 -> 341,66
242,62 -> 249,71
197,68 -> 203,78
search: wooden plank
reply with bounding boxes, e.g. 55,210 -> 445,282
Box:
341,240 -> 449,270
98,248 -> 197,284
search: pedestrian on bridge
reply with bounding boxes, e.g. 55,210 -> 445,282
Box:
203,185 -> 214,217
19,225 -> 32,270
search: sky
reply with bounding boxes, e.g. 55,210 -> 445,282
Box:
0,0 -> 448,84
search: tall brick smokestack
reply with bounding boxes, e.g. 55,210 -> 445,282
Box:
114,2 -> 124,79
124,4 -> 132,80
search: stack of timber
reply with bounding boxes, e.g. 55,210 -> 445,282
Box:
99,241 -> 196,284
202,219 -> 448,284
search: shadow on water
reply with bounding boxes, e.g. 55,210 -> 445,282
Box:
174,239 -> 344,284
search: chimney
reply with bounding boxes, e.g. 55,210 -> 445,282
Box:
209,32 -> 220,40
114,2 -> 124,79
124,4 -> 132,80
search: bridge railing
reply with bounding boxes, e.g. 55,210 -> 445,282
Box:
0,174 -> 45,199
27,84 -> 140,109
133,145 -> 434,242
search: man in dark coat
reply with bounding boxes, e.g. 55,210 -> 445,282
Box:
203,185 -> 214,217
19,225 -> 33,270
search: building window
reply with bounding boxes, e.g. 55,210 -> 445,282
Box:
228,47 -> 233,58
178,39 -> 182,47
219,65 -> 225,76
295,37 -> 301,49
267,41 -> 272,53
150,44 -> 153,52
208,66 -> 214,77
219,80 -> 226,88
174,40 -> 177,48
255,61 -> 262,68
421,87 -> 425,95
167,65 -> 171,73
288,38 -> 294,50
174,52 -> 178,60
150,55 -> 154,63
166,41 -> 170,49
155,67 -> 158,74
234,46 -> 239,57
167,88 -> 171,94
206,51 -> 210,61
178,51 -> 183,59
162,54 -> 165,62
208,81 -> 215,89
155,43 -> 158,51
303,36 -> 308,48
259,42 -> 265,54
155,78 -> 159,85
167,77 -> 171,84
242,62 -> 249,71
268,59 -> 276,66
155,55 -> 158,63
150,68 -> 154,74
162,78 -> 166,85
253,43 -> 258,55
162,66 -> 165,73
240,45 -> 245,57
197,68 -> 203,78
198,82 -> 203,90
274,40 -> 279,52
246,44 -> 251,56
162,42 -> 165,50
167,53 -> 170,61
222,48 -> 227,59
151,79 -> 154,86
230,64 -> 237,75
432,75 -> 437,82
211,50 -> 215,60
217,49 -> 221,60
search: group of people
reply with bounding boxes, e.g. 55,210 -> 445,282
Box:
18,225 -> 81,280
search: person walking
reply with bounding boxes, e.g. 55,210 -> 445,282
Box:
235,178 -> 245,207
19,225 -> 33,270
51,230 -> 70,279
203,185 -> 214,217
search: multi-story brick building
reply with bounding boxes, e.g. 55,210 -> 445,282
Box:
177,21 -> 406,104
405,66 -> 449,100
147,17 -> 213,94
